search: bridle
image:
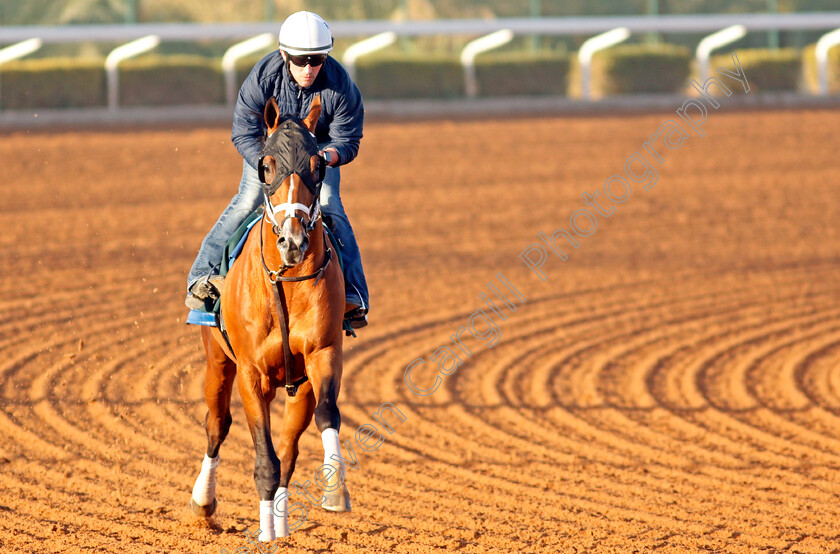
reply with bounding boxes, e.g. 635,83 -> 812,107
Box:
257,143 -> 332,285
256,132 -> 333,398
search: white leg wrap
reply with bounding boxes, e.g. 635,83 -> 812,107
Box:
259,500 -> 275,542
321,428 -> 342,465
191,454 -> 220,506
273,487 -> 290,538
319,430 -> 351,512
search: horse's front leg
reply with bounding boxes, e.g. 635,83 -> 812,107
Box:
274,382 -> 316,534
307,346 -> 351,512
190,328 -> 236,518
237,367 -> 284,541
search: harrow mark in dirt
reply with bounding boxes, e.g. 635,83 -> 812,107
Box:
1,109 -> 839,552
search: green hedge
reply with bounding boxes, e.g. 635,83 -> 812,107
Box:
355,54 -> 464,99
475,51 -> 570,96
802,44 -> 840,94
709,48 -> 801,93
354,51 -> 570,99
0,55 -> 223,109
120,55 -> 224,106
0,58 -> 105,109
0,52 -> 574,108
577,44 -> 692,96
0,47 -> 826,110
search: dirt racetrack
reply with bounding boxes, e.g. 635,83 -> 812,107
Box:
1,106 -> 840,553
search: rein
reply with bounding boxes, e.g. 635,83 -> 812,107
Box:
270,279 -> 311,397
259,176 -> 333,397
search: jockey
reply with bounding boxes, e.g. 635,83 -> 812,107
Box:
186,10 -> 369,330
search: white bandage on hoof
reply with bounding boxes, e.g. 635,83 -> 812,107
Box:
321,428 -> 344,478
191,454 -> 220,507
273,487 -> 290,538
259,500 -> 275,542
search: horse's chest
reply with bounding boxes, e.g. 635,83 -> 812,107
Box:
257,329 -> 308,371
257,332 -> 291,366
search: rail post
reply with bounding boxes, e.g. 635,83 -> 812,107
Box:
105,34 -> 160,111
222,33 -> 275,105
0,38 -> 42,109
461,29 -> 514,98
816,27 -> 840,95
696,25 -> 747,83
342,31 -> 397,83
578,27 -> 630,100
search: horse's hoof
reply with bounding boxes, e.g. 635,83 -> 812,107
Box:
322,484 -> 351,512
190,497 -> 217,517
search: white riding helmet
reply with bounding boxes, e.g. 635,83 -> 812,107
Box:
278,11 -> 334,55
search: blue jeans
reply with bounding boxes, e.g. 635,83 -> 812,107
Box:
188,159 -> 369,311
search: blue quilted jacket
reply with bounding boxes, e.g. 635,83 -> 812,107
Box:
231,51 -> 364,170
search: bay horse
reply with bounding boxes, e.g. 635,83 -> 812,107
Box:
188,94 -> 350,541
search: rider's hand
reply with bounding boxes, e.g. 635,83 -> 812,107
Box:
320,148 -> 340,167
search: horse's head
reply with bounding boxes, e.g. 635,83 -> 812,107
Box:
258,95 -> 325,268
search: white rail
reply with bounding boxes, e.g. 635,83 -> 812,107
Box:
2,14 -> 840,107
343,31 -> 397,83
816,27 -> 840,95
461,29 -> 514,98
0,38 -> 42,110
4,13 -> 840,44
0,38 -> 42,66
696,25 -> 747,83
222,33 -> 275,105
579,27 -> 630,100
105,35 -> 160,111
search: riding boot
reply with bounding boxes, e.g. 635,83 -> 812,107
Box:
186,275 -> 225,311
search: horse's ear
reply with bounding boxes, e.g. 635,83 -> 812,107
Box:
265,97 -> 281,135
302,94 -> 321,134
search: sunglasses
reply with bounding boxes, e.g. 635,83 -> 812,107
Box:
288,53 -> 327,67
